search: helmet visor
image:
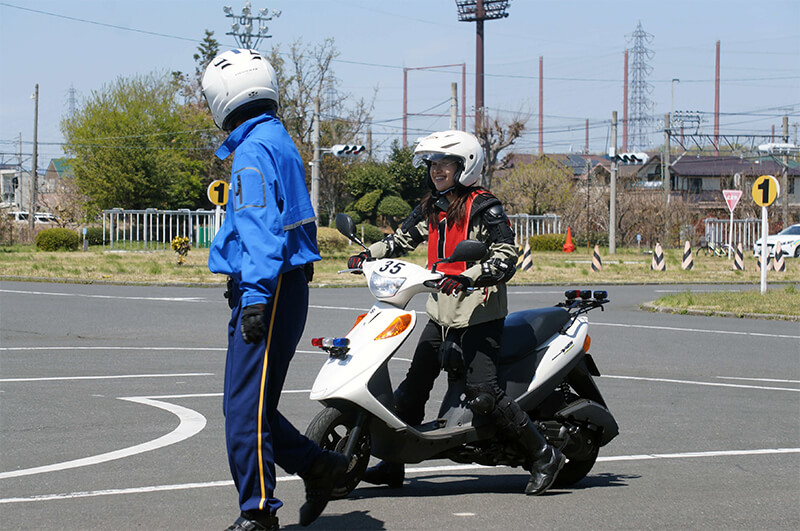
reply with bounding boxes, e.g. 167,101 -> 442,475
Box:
412,152 -> 459,168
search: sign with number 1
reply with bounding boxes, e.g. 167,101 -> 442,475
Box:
751,175 -> 779,207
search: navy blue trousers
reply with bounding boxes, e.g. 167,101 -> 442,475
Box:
224,267 -> 322,514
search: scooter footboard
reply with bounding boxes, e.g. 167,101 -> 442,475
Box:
369,419 -> 483,464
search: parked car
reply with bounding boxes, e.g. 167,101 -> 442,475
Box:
7,211 -> 29,222
6,211 -> 58,224
34,212 -> 58,224
753,223 -> 800,258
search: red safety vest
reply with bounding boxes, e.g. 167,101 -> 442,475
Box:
427,190 -> 490,275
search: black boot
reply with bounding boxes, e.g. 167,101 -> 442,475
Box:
519,421 -> 566,496
298,449 -> 348,527
363,460 -> 404,488
226,511 -> 279,531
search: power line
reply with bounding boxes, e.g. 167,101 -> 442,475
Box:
0,2 -> 200,43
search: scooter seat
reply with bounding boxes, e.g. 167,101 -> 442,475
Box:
499,307 -> 570,365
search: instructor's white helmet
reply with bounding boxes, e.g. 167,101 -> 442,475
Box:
413,130 -> 484,188
201,49 -> 279,131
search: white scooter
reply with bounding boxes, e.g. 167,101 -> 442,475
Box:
305,214 -> 618,497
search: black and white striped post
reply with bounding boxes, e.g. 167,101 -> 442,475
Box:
651,243 -> 665,271
774,241 -> 786,272
591,245 -> 602,272
681,240 -> 693,270
733,242 -> 744,271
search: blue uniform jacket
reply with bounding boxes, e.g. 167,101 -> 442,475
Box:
209,113 -> 320,308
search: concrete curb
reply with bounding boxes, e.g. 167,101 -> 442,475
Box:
640,301 -> 800,322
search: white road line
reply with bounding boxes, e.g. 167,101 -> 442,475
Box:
2,447 -> 797,504
717,376 -> 800,384
0,288 -> 207,302
0,346 -> 225,352
594,321 -> 800,340
0,373 -> 213,383
603,374 -> 800,392
0,397 -> 206,480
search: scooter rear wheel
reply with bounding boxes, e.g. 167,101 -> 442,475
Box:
305,405 -> 371,499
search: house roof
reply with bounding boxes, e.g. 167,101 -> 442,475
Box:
670,155 -> 799,177
47,158 -> 75,178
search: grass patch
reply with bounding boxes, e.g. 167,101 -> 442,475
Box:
653,285 -> 800,318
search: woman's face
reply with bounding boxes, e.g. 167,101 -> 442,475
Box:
429,159 -> 459,192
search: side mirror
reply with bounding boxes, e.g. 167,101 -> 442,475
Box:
335,213 -> 357,239
335,212 -> 368,250
432,239 -> 487,272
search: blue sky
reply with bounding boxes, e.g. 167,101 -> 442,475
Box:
1,0 -> 798,168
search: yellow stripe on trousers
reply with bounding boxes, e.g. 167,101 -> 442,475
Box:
257,274 -> 282,511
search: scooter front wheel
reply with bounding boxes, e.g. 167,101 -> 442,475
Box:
305,405 -> 371,499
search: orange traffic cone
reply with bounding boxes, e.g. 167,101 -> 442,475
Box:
562,227 -> 575,253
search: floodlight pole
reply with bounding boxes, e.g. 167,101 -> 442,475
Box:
29,84 -> 38,232
455,0 -> 510,133
223,2 -> 280,50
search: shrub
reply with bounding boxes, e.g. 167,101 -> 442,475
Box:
355,223 -> 385,244
35,228 -> 81,251
84,227 -> 108,245
528,233 -> 566,252
317,226 -> 350,253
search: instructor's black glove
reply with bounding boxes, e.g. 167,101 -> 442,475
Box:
436,275 -> 471,296
241,304 -> 266,344
347,251 -> 370,270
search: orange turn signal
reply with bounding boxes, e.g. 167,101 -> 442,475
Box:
349,313 -> 367,333
583,335 -> 591,353
374,313 -> 412,340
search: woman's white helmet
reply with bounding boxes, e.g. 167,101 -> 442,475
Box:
201,49 -> 279,131
413,130 -> 484,188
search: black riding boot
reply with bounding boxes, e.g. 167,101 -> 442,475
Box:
519,420 -> 565,495
363,460 -> 404,488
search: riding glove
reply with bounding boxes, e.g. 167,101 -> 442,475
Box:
241,304 -> 266,344
347,251 -> 370,270
437,275 -> 471,296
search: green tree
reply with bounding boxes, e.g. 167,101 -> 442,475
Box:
61,72 -> 217,214
386,140 -> 428,207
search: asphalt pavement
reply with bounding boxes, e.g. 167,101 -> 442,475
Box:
1,280 -> 798,530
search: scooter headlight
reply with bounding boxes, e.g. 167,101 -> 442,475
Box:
368,272 -> 406,298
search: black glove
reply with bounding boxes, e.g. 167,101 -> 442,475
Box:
223,276 -> 234,309
347,251 -> 370,270
436,275 -> 471,296
240,304 -> 266,344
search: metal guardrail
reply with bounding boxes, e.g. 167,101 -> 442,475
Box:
703,218 -> 760,251
102,209 -> 222,250
508,214 -> 562,246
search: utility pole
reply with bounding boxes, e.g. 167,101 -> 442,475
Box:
782,115 -> 789,226
663,113 -> 671,204
311,97 -> 321,225
450,82 -> 458,130
610,111 -> 618,254
29,84 -> 39,232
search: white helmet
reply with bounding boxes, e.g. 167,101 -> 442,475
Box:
201,49 -> 279,131
413,130 -> 484,187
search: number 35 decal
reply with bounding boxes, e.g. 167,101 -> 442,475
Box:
378,260 -> 405,275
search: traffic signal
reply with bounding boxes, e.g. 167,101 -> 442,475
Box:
330,144 -> 366,157
606,150 -> 649,164
616,152 -> 649,164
